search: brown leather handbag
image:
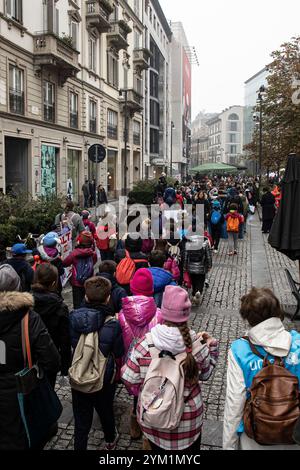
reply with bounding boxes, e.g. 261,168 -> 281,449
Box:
243,338 -> 300,445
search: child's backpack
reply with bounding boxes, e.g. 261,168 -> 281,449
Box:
211,210 -> 222,225
75,256 -> 94,285
243,338 -> 300,445
116,250 -> 148,285
167,242 -> 181,263
69,317 -> 114,393
96,226 -> 110,251
138,333 -> 203,431
227,216 -> 240,233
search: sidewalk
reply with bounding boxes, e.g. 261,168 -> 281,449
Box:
46,212 -> 300,451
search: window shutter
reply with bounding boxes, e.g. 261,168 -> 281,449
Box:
6,0 -> 12,16
17,0 -> 22,22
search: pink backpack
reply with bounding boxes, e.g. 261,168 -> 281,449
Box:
164,258 -> 180,282
138,333 -> 203,431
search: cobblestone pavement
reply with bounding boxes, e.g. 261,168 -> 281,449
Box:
45,213 -> 300,451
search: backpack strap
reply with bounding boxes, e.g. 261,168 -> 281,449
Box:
145,333 -> 160,359
21,312 -> 32,369
243,336 -> 285,366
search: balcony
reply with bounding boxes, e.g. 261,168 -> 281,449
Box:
85,0 -> 113,34
33,32 -> 80,86
133,48 -> 151,72
107,21 -> 131,51
120,89 -> 143,115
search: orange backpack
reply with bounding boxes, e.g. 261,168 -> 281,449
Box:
116,250 -> 148,285
227,215 -> 240,233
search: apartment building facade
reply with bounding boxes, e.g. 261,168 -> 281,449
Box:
0,0 -> 147,202
191,111 -> 216,168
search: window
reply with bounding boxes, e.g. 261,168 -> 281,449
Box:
230,145 -> 237,154
228,113 -> 239,120
134,0 -> 140,18
43,81 -> 55,122
107,52 -> 118,88
149,7 -> 152,22
88,37 -> 96,72
70,92 -> 78,128
123,65 -> 128,89
9,64 -> 24,115
230,121 -> 238,132
150,71 -> 158,98
110,5 -> 118,22
134,76 -> 143,95
150,128 -> 159,154
6,0 -> 23,23
107,109 -> 118,139
70,21 -> 78,50
89,100 -> 97,133
150,100 -> 159,126
134,30 -> 141,49
229,133 -> 236,143
133,121 -> 141,145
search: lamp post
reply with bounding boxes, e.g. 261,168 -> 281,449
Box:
170,121 -> 175,177
119,89 -> 129,195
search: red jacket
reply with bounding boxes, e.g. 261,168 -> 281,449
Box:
62,247 -> 97,287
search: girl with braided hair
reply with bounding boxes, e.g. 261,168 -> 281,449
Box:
122,285 -> 219,451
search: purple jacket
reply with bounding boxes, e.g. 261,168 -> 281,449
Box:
118,296 -> 162,359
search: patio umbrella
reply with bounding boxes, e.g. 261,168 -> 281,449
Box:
190,162 -> 238,174
268,154 -> 300,277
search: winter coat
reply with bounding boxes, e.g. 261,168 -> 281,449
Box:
55,211 -> 85,242
34,246 -> 64,293
82,183 -> 90,197
118,296 -> 163,362
260,192 -> 276,221
69,302 -> 124,386
223,318 -> 300,450
224,194 -> 244,215
62,247 -> 97,287
121,323 -> 219,450
32,287 -> 71,376
0,292 -> 61,450
96,272 -> 127,314
98,189 -> 108,204
163,257 -> 180,282
141,239 -> 155,255
184,239 -> 212,275
6,257 -> 34,292
82,219 -> 96,236
163,187 -> 176,206
148,267 -> 177,307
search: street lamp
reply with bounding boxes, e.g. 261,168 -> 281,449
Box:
119,89 -> 129,195
170,121 -> 175,177
256,85 -> 266,187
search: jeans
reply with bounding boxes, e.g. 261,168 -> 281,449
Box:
211,226 -> 221,250
72,285 -> 85,309
228,232 -> 239,252
84,196 -> 89,208
190,273 -> 206,296
72,384 -> 117,450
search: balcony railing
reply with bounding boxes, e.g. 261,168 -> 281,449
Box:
86,1 -> 113,33
44,104 -> 55,122
34,32 -> 80,85
133,48 -> 151,72
9,89 -> 24,115
107,21 -> 130,51
107,124 -> 118,139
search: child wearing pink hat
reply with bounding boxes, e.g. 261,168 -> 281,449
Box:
118,268 -> 163,440
122,285 -> 219,451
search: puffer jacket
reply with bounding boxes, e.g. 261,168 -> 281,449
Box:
62,247 -> 97,287
184,239 -> 212,275
148,267 -> 176,308
0,292 -> 61,450
97,272 -> 127,314
69,302 -> 124,386
118,296 -> 163,360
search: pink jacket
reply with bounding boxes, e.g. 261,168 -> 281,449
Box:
164,258 -> 180,282
118,296 -> 162,358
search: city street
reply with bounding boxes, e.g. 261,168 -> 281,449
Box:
45,212 -> 299,451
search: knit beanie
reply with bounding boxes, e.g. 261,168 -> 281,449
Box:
0,264 -> 21,292
77,231 -> 93,247
130,268 -> 154,297
161,286 -> 191,323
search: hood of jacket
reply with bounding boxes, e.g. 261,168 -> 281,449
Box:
121,296 -> 158,327
97,272 -> 120,290
0,292 -> 34,333
32,288 -> 63,318
38,245 -> 60,261
72,247 -> 95,258
248,318 -> 292,357
150,324 -> 197,355
149,268 -> 174,293
70,303 -> 113,335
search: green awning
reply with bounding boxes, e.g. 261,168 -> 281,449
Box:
190,163 -> 239,174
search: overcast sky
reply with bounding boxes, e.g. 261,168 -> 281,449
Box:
159,0 -> 300,119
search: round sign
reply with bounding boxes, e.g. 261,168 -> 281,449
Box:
88,144 -> 106,164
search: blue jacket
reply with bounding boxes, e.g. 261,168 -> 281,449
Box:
69,303 -> 124,385
149,267 -> 176,308
163,188 -> 176,206
231,331 -> 300,434
97,272 -> 127,314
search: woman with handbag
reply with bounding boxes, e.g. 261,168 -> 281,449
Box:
0,264 -> 61,450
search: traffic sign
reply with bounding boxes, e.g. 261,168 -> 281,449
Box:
88,144 -> 106,163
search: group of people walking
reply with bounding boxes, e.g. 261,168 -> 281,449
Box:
1,173 -> 298,453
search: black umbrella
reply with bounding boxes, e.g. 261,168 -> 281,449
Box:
268,154 -> 300,278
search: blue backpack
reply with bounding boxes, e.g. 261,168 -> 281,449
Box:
75,256 -> 94,285
211,210 -> 222,225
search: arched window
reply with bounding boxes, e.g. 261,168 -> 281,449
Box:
228,113 -> 239,121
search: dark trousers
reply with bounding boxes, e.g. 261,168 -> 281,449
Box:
211,226 -> 221,250
262,218 -> 273,233
84,195 -> 89,208
190,273 -> 206,296
149,434 -> 201,453
72,384 -> 117,450
72,285 -> 85,309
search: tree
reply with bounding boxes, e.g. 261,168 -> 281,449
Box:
245,36 -> 300,172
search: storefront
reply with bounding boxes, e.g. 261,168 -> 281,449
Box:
67,149 -> 81,203
41,144 -> 59,197
5,136 -> 30,193
107,149 -> 117,198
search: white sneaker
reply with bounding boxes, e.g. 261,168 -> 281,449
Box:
214,250 -> 218,254
195,292 -> 202,305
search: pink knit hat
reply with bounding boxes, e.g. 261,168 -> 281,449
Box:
161,286 -> 192,323
130,268 -> 154,297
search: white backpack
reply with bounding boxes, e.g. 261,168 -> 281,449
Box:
167,242 -> 181,262
68,317 -> 113,394
138,333 -> 203,431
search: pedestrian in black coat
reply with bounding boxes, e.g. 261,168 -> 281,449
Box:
260,188 -> 276,234
6,243 -> 34,292
69,276 -> 124,450
0,264 -> 60,450
32,264 -> 71,388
